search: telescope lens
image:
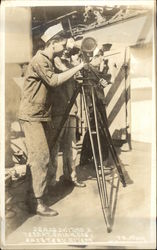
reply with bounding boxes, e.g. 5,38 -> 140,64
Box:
81,37 -> 97,53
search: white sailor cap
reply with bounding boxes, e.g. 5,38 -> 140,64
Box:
41,23 -> 63,43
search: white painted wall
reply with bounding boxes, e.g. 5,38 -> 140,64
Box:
130,45 -> 153,143
5,7 -> 32,63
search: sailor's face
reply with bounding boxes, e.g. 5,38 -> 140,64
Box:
66,38 -> 75,50
53,39 -> 66,54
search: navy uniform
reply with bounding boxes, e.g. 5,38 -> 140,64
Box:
18,23 -> 85,216
18,50 -> 58,199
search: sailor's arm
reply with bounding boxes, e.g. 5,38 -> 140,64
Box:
34,60 -> 84,87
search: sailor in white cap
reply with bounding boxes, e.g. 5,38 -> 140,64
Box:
18,23 -> 86,216
41,22 -> 64,43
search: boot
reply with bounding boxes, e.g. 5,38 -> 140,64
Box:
72,180 -> 86,188
36,198 -> 58,217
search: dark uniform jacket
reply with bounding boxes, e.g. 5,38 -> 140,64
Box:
51,79 -> 78,117
18,50 -> 58,121
51,57 -> 78,117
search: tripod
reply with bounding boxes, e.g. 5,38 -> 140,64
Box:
52,65 -> 126,233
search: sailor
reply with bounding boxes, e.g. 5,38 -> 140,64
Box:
50,42 -> 86,188
18,23 -> 85,216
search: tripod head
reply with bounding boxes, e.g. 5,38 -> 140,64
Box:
81,37 -> 98,63
78,37 -> 112,88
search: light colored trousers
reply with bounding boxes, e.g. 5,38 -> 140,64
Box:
21,121 -> 56,198
51,115 -> 78,182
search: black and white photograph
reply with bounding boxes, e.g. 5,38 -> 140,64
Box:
0,0 -> 156,249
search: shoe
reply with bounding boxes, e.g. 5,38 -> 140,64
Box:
36,199 -> 58,217
103,167 -> 113,176
60,176 -> 86,188
72,180 -> 86,188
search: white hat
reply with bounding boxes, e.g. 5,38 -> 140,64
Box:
41,23 -> 63,43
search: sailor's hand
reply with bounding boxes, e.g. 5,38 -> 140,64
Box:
71,54 -> 81,66
66,38 -> 75,50
79,61 -> 88,69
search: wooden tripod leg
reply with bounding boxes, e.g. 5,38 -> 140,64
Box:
82,86 -> 112,233
95,92 -> 126,187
